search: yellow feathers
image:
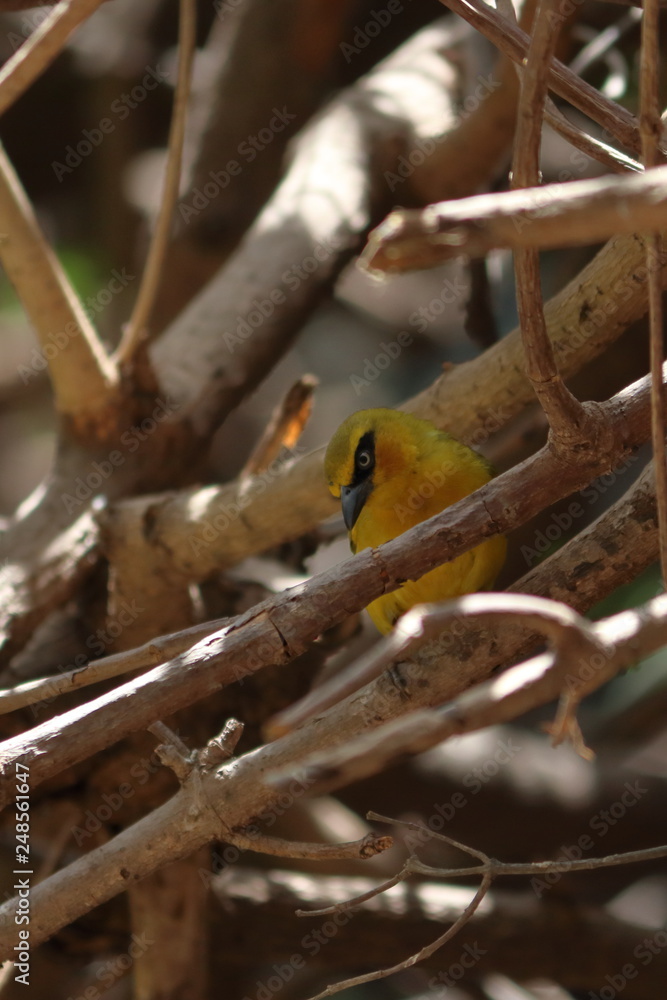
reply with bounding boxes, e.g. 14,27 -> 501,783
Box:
324,408 -> 506,634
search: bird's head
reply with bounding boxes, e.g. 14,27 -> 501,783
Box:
324,408 -> 433,531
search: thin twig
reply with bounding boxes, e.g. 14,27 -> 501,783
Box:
408,842 -> 667,880
569,6 -> 643,78
438,0 -> 643,154
229,829 -> 393,862
543,97 -> 641,174
304,876 -> 493,1000
241,375 -> 318,480
148,721 -> 194,781
116,0 -> 197,364
0,0 -> 106,118
512,0 -> 589,444
639,0 -> 667,587
0,616 -> 232,716
295,864 -> 413,918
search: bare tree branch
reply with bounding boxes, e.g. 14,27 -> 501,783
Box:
116,0 -> 197,366
360,166 -> 667,271
0,143 -> 118,425
0,0 -> 106,117
438,0 -> 643,154
638,0 -> 667,585
511,0 -> 589,447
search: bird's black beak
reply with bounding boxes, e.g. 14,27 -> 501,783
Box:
340,478 -> 373,530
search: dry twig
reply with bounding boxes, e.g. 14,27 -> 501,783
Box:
116,0 -> 197,364
241,375 -> 318,479
0,0 -> 106,117
438,0 -> 643,154
297,813 -> 667,999
639,0 -> 667,586
511,0 -> 589,445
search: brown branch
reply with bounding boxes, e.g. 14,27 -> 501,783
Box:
272,578 -> 667,795
0,616 -> 232,716
361,167 -> 667,272
148,21 -> 462,440
511,0 -> 589,446
0,0 -> 106,117
639,0 -> 667,585
267,593 -> 607,739
116,222 -> 667,586
0,371 -> 657,804
149,0 -> 355,335
438,0 -> 643,154
229,830 -> 392,862
0,143 -> 118,427
306,876 -> 493,1000
544,98 -> 642,173
115,0 -> 197,366
240,375 -> 318,479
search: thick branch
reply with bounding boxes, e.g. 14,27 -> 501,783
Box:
148,21 -> 461,438
0,143 -> 118,425
278,583 -> 667,794
361,166 -> 667,271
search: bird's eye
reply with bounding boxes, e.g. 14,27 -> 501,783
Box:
356,449 -> 372,469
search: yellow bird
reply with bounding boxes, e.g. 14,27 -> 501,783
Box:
324,408 -> 506,634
